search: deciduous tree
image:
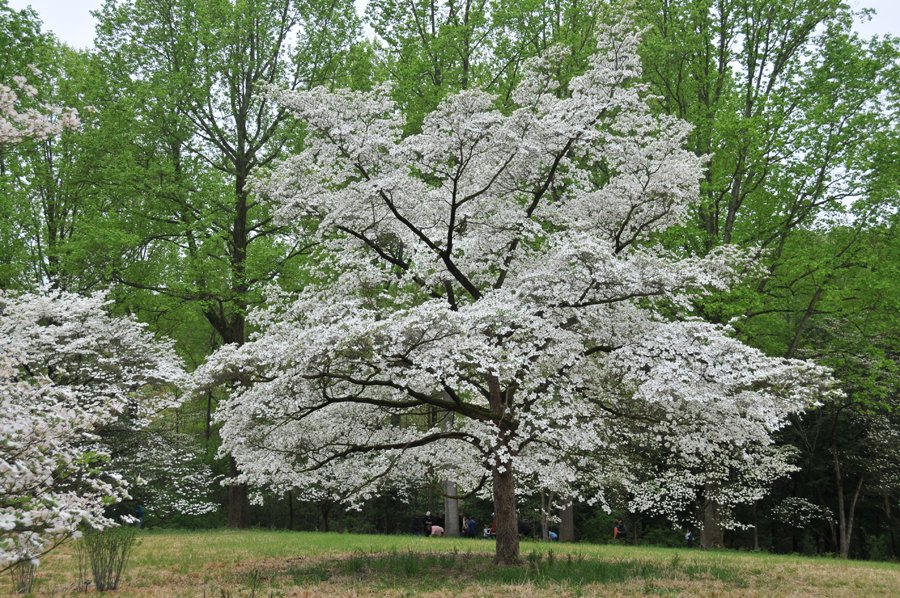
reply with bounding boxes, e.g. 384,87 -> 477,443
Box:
197,19 -> 831,564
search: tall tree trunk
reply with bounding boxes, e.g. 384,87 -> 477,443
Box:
227,457 -> 250,528
700,485 -> 725,549
320,502 -> 331,532
443,479 -> 460,536
559,502 -> 575,542
836,473 -> 864,558
885,494 -> 897,559
287,490 -> 294,531
752,501 -> 760,551
441,407 -> 460,536
832,409 -> 864,558
492,462 -> 519,565
540,490 -> 555,541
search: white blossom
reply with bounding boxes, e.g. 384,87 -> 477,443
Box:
0,73 -> 79,144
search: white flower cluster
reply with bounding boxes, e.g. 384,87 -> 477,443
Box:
112,431 -> 220,518
0,69 -> 80,144
772,497 -> 834,529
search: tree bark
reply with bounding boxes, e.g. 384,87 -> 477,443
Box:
752,501 -> 760,551
836,474 -> 864,558
885,494 -> 897,559
440,406 -> 460,536
700,485 -> 725,549
320,503 -> 331,532
492,462 -> 520,564
226,457 -> 250,528
443,479 -> 460,536
559,502 -> 575,542
540,490 -> 555,541
832,406 -> 864,559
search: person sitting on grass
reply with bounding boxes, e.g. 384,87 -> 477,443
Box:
430,524 -> 444,537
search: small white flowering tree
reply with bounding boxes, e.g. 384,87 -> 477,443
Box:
196,21 -> 831,564
0,291 -> 185,569
606,322 -> 827,546
109,430 -> 220,521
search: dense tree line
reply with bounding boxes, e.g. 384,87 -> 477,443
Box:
0,0 -> 896,561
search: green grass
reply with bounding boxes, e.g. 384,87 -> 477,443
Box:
24,529 -> 900,597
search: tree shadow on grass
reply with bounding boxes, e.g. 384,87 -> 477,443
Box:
283,549 -> 748,592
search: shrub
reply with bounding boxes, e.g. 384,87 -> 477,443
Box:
8,559 -> 36,594
78,526 -> 138,591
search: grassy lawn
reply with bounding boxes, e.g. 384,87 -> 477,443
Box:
22,529 -> 900,596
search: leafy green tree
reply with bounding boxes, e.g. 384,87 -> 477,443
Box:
93,0 -> 367,527
0,0 -> 54,287
633,0 -> 898,551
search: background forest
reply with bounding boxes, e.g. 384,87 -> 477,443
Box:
1,0 -> 897,562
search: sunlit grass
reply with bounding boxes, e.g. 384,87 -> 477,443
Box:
24,529 -> 900,596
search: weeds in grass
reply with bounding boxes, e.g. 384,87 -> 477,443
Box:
668,553 -> 682,570
202,569 -> 284,598
246,568 -> 262,595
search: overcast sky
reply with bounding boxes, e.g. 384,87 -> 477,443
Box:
8,0 -> 900,50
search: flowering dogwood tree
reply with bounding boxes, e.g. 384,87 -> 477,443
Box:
0,291 -> 185,569
607,322 -> 828,546
197,21 -> 832,564
110,430 -> 220,520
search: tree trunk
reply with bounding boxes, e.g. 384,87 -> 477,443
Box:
885,494 -> 897,559
559,502 -> 575,542
837,475 -> 864,558
441,406 -> 460,536
204,391 -> 213,455
492,462 -> 520,565
443,479 -> 460,536
227,457 -> 250,528
287,490 -> 294,531
540,490 -> 555,541
701,486 -> 724,549
832,412 -> 864,559
752,501 -> 760,551
320,502 -> 331,532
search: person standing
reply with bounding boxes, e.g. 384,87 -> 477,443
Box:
614,519 -> 627,542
